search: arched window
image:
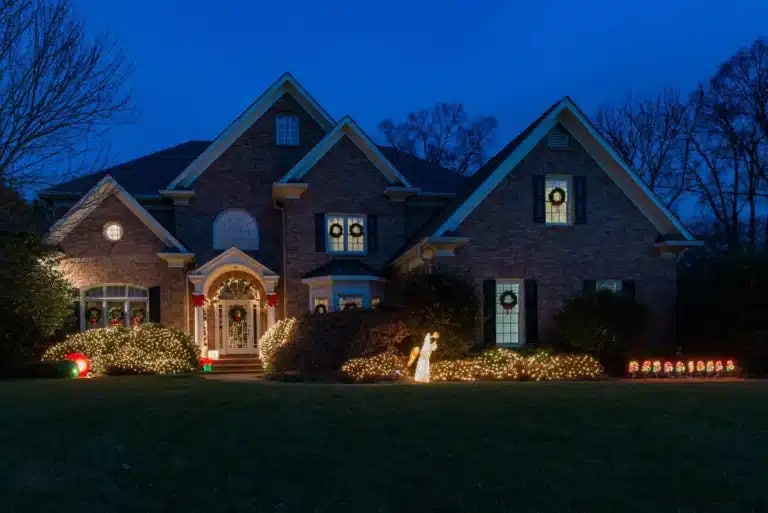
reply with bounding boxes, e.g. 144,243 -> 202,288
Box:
213,209 -> 259,250
81,285 -> 148,330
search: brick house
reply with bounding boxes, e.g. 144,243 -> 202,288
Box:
41,73 -> 699,357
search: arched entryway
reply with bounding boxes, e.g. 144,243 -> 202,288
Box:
188,247 -> 280,357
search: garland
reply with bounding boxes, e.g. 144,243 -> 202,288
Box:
229,305 -> 247,322
328,223 -> 344,239
349,222 -> 364,238
499,290 -> 518,311
548,187 -> 566,206
314,303 -> 327,314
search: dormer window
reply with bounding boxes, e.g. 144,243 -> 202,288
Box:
276,113 -> 299,146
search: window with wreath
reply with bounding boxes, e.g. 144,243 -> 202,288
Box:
596,279 -> 622,293
338,295 -> 364,311
326,214 -> 366,254
81,285 -> 149,330
276,113 -> 299,146
545,175 -> 571,225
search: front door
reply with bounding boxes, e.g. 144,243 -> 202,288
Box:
219,300 -> 258,354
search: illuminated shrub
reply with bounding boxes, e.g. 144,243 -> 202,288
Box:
257,318 -> 297,372
340,350 -> 407,383
42,324 -> 198,375
341,348 -> 604,383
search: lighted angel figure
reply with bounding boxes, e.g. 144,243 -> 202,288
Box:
412,332 -> 439,383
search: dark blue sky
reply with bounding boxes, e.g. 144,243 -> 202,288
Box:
74,0 -> 767,167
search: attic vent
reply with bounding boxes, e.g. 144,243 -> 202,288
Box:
547,127 -> 570,149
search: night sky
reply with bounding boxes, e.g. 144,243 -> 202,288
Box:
73,0 -> 767,167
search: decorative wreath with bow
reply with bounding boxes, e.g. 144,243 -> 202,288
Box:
499,290 -> 518,311
229,305 -> 247,322
131,307 -> 146,324
342,301 -> 359,311
314,303 -> 327,315
349,222 -> 364,238
329,223 -> 344,239
87,307 -> 102,325
548,187 -> 566,207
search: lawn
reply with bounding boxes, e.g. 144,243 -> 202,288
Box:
1,378 -> 767,513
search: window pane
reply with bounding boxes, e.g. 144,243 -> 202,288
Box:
276,114 -> 299,145
339,295 -> 363,311
596,280 -> 621,293
84,287 -> 103,298
495,281 -> 522,346
127,286 -> 148,298
85,301 -> 104,329
129,301 -> 148,327
105,285 -> 126,298
327,215 -> 346,253
346,216 -> 365,253
107,302 -> 126,327
545,176 -> 569,224
313,297 -> 329,313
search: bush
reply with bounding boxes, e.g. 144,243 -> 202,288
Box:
258,318 -> 297,372
341,348 -> 603,383
554,290 -> 649,374
272,310 -> 410,377
42,324 -> 198,375
388,271 -> 479,360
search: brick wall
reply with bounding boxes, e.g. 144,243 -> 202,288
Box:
57,194 -> 188,329
435,134 -> 677,346
283,136 -> 407,317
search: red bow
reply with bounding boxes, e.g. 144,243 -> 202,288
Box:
192,294 -> 205,307
266,293 -> 279,307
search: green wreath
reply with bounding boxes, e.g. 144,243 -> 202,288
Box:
342,301 -> 359,311
499,290 -> 518,310
349,222 -> 364,238
131,307 -> 146,323
328,223 -> 344,239
314,303 -> 327,315
548,187 -> 566,206
229,305 -> 247,322
87,307 -> 102,325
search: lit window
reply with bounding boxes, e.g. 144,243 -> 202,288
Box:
339,295 -> 363,311
103,222 -> 123,241
313,297 -> 329,314
545,175 -> 571,225
495,280 -> 523,346
81,285 -> 149,331
326,214 -> 365,254
276,114 -> 299,146
371,296 -> 381,309
213,209 -> 259,250
596,279 -> 622,293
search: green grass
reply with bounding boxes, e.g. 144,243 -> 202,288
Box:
1,377 -> 767,513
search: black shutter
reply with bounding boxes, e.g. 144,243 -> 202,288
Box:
583,280 -> 596,296
367,214 -> 378,252
533,175 -> 545,223
524,279 -> 538,344
574,176 -> 587,224
483,279 -> 496,346
149,286 -> 161,323
622,280 -> 636,301
315,213 -> 326,252
72,288 -> 81,332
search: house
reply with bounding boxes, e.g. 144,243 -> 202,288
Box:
40,72 -> 699,357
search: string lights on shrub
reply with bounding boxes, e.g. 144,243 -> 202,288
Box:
627,358 -> 738,378
42,324 -> 199,375
257,318 -> 297,372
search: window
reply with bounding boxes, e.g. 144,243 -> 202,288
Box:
276,114 -> 299,146
545,175 -> 571,225
326,214 -> 366,254
596,279 -> 622,293
313,297 -> 329,313
213,209 -> 259,250
81,285 -> 148,330
103,222 -> 123,241
495,280 -> 523,346
339,295 -> 363,311
371,296 -> 381,309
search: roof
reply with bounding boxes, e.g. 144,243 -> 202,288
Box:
40,141 -> 211,197
301,259 -> 383,279
377,146 -> 466,194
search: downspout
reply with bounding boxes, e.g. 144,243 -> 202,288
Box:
273,200 -> 288,319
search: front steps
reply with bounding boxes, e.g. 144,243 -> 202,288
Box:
208,354 -> 264,375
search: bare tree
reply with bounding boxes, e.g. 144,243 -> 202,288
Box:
595,88 -> 691,209
0,0 -> 132,195
379,103 -> 497,175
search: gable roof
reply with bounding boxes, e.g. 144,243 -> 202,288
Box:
377,146 -> 466,194
423,96 -> 695,241
39,141 -> 211,197
278,116 -> 413,187
301,259 -> 382,279
167,73 -> 335,190
44,175 -> 188,252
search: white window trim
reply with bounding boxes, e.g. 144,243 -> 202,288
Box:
325,213 -> 367,255
596,279 -> 622,293
495,278 -> 525,347
544,174 -> 573,226
276,113 -> 300,146
303,275 -> 382,312
80,284 -> 149,331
